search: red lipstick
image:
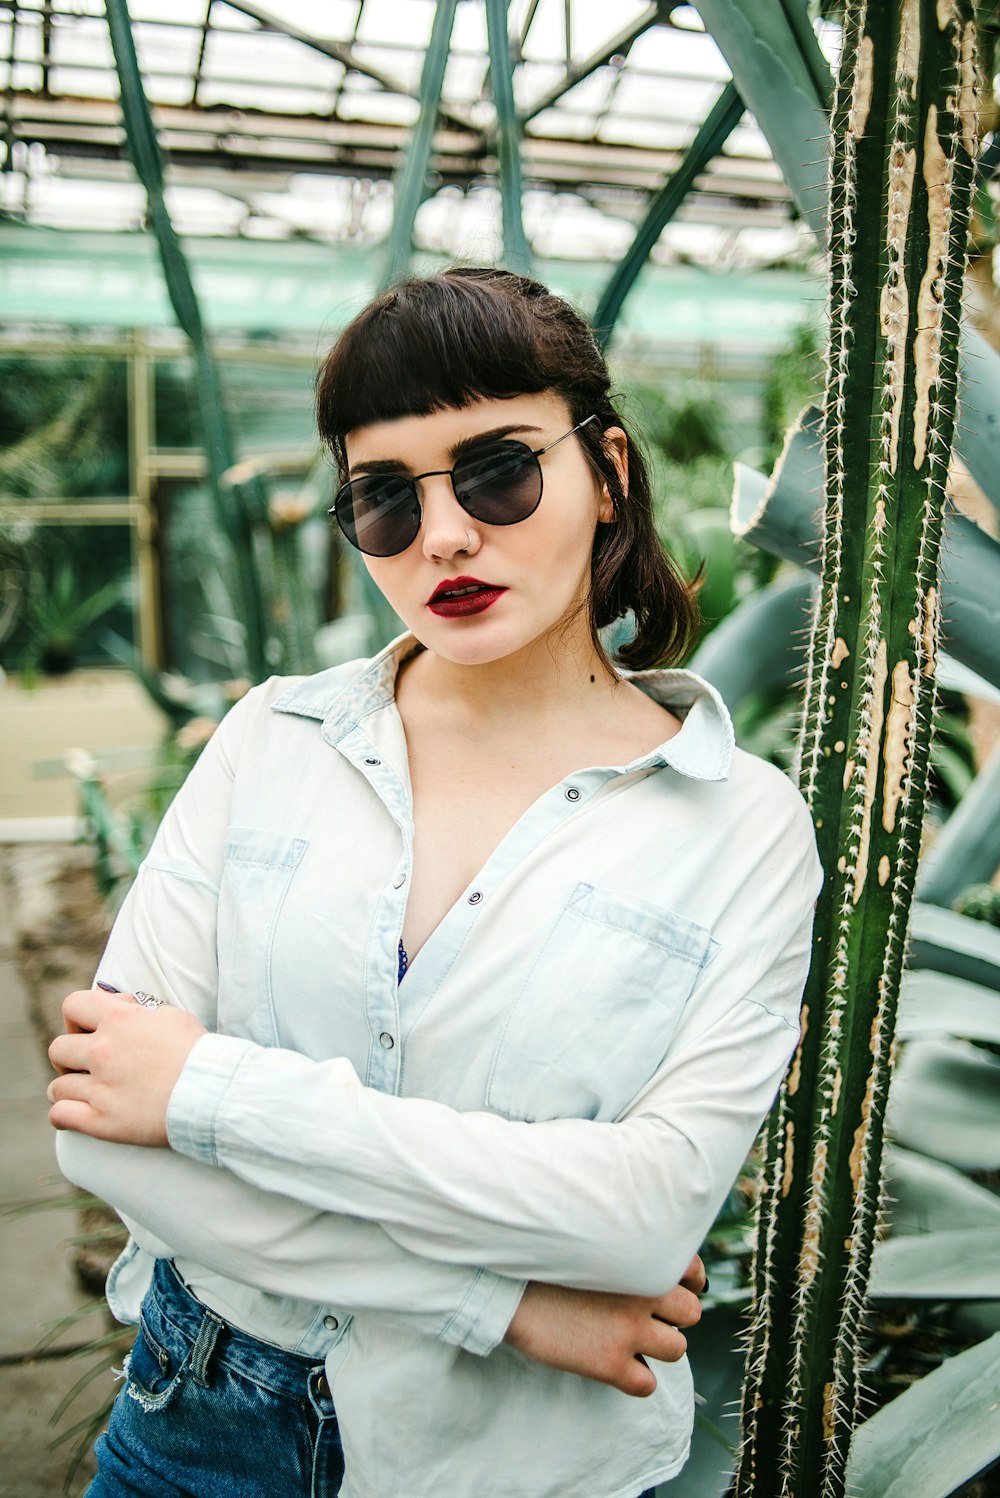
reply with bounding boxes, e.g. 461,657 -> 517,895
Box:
427,576 -> 507,619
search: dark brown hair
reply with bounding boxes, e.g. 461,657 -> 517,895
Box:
315,266 -> 699,670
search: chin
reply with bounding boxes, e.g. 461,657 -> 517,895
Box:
421,608 -> 580,669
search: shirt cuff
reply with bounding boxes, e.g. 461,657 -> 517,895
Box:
167,1032 -> 257,1166
438,1266 -> 527,1357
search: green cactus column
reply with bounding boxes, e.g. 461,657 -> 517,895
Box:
735,5 -> 978,1496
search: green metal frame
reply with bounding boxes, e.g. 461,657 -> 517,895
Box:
592,80 -> 744,347
484,0 -> 532,276
380,0 -> 460,290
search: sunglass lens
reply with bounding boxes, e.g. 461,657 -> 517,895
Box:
454,444 -> 541,526
336,475 -> 420,556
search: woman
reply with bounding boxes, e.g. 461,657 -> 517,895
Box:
50,267 -> 822,1498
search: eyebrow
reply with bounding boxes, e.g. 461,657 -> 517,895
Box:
348,424 -> 544,478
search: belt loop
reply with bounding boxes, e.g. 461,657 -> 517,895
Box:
190,1310 -> 224,1388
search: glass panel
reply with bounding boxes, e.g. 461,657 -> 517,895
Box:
354,0 -> 435,48
222,359 -> 319,454
156,475 -> 242,679
152,357 -> 202,450
0,521 -> 137,672
153,355 -> 318,455
0,355 -> 130,500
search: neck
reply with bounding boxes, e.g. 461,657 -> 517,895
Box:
403,625 -> 618,729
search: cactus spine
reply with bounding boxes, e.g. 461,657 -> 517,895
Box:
735,6 -> 978,1496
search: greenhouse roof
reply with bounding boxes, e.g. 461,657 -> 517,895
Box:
0,0 -> 836,270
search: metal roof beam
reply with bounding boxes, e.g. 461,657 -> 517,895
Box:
220,0 -> 478,135
485,0 -> 531,273
190,0 -> 213,109
593,78 -> 744,345
380,0 -> 459,288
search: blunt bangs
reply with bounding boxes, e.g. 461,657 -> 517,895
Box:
316,269 -> 589,478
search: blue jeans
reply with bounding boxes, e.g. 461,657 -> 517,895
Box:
88,1257 -> 660,1498
87,1258 -> 344,1497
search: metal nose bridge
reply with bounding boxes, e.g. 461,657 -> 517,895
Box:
405,464 -> 468,503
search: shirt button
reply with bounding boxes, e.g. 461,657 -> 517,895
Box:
468,890 -> 482,905
364,756 -> 381,766
379,1031 -> 394,1048
392,871 -> 406,889
323,1315 -> 339,1332
565,786 -> 581,801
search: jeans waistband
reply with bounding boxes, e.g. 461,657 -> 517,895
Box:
146,1257 -> 325,1400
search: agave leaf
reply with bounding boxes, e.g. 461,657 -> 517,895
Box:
869,1227 -> 1000,1300
732,417 -> 1000,691
845,1333 -> 1000,1498
936,653 -> 1000,706
692,0 -> 830,240
888,1038 -> 1000,1172
908,904 -> 1000,991
919,744 -> 1000,909
953,1302 -> 1000,1341
897,970 -> 1000,1047
884,1145 -> 1000,1238
689,571 -> 815,711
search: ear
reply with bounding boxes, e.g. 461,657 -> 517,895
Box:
599,426 -> 628,523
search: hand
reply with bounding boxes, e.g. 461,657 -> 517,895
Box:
47,989 -> 207,1147
503,1254 -> 707,1398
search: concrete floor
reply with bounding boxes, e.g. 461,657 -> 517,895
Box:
0,669 -> 164,827
0,848 -> 117,1496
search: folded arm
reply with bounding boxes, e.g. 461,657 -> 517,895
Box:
56,1130 -> 522,1354
55,797 -> 818,1303
52,684 -> 819,1331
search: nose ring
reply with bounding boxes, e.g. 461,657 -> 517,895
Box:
462,529 -> 473,553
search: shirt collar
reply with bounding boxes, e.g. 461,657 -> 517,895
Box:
271,633 -> 734,782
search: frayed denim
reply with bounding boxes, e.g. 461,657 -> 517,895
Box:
87,1258 -> 343,1498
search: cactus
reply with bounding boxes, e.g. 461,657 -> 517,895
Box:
735,6 -> 979,1497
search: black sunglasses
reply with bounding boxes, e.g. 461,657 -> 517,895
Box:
330,415 -> 598,557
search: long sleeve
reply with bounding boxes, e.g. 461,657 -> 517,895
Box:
56,683 -> 524,1354
167,799 -> 822,1300
56,1133 -> 522,1354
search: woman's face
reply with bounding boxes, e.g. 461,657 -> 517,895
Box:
343,391 -> 626,669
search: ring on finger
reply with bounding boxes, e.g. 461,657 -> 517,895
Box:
133,990 -> 164,1009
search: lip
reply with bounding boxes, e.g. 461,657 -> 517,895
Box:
427,575 -> 508,619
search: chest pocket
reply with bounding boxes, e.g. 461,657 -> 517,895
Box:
216,827 -> 308,1045
485,882 -> 718,1124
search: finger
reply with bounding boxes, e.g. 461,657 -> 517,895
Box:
47,1073 -> 93,1106
643,1323 -> 688,1365
679,1253 -> 707,1293
48,1032 -> 94,1075
653,1286 -> 702,1329
49,1098 -> 99,1134
62,988 -> 126,1031
620,1357 -> 657,1398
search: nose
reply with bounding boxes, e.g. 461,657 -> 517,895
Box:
419,475 -> 480,562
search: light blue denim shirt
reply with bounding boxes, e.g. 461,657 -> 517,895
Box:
58,634 -> 822,1498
